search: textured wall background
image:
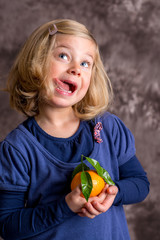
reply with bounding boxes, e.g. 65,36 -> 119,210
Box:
0,0 -> 160,239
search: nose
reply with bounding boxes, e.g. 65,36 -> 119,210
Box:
67,64 -> 81,77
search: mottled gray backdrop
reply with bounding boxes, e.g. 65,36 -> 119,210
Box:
0,0 -> 160,239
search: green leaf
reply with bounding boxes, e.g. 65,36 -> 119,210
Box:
84,156 -> 115,186
71,162 -> 90,180
81,171 -> 93,202
101,167 -> 115,186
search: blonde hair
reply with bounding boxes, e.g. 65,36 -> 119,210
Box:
6,19 -> 113,120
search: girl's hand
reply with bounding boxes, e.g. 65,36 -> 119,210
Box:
78,184 -> 118,219
65,185 -> 87,213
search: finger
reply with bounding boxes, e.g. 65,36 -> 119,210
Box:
73,185 -> 86,202
88,184 -> 109,204
92,194 -> 116,213
81,207 -> 96,219
78,212 -> 86,217
107,185 -> 118,195
73,184 -> 82,195
102,184 -> 109,192
84,202 -> 101,216
97,184 -> 109,201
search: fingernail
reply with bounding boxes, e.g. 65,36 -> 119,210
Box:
109,189 -> 113,194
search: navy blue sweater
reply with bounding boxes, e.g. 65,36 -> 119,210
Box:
0,113 -> 150,240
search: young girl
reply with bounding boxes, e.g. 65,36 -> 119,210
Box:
0,19 -> 149,240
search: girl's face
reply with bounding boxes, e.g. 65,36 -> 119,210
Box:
46,34 -> 96,109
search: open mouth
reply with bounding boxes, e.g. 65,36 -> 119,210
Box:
55,79 -> 77,94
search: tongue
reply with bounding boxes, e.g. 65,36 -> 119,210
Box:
56,79 -> 70,91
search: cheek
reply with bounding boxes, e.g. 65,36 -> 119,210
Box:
84,74 -> 92,89
85,81 -> 91,92
49,60 -> 63,75
49,66 -> 58,76
79,76 -> 91,99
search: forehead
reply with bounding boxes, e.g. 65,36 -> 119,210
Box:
54,34 -> 96,58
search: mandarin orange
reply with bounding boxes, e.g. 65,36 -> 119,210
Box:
71,170 -> 105,197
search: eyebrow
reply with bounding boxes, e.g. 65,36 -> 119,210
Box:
55,44 -> 94,60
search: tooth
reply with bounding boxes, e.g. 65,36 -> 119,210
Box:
57,86 -> 72,93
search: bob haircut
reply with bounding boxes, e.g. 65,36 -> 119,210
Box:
6,19 -> 113,120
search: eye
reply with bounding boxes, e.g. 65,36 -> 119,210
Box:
59,53 -> 68,61
81,61 -> 89,68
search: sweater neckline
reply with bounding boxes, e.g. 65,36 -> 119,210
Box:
18,119 -> 100,170
31,117 -> 85,142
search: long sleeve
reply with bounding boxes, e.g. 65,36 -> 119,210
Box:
0,191 -> 75,240
114,155 -> 150,206
0,133 -> 77,239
